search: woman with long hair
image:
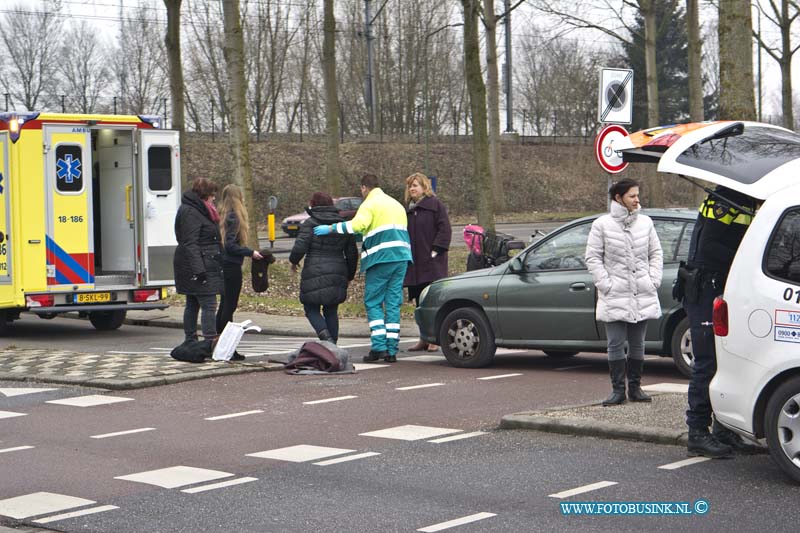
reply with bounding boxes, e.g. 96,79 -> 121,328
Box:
403,173 -> 451,352
585,179 -> 663,406
216,184 -> 263,360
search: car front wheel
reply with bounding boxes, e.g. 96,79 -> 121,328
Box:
765,376 -> 800,484
670,317 -> 693,378
439,307 -> 496,368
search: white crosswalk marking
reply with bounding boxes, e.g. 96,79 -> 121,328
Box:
0,492 -> 96,520
115,466 -> 233,489
360,425 -> 462,441
548,481 -> 618,499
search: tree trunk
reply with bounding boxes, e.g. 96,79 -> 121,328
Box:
484,0 -> 506,213
222,0 -> 258,249
686,0 -> 704,122
461,0 -> 495,231
639,0 -> 663,207
323,0 -> 341,195
780,0 -> 794,129
718,0 -> 756,120
686,0 -> 705,207
163,0 -> 187,192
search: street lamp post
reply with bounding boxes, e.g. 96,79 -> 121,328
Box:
424,23 -> 463,176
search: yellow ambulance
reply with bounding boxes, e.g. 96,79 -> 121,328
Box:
0,112 -> 180,333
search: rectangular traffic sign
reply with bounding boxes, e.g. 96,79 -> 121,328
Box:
598,68 -> 633,124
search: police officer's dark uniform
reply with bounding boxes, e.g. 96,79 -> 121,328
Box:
679,186 -> 760,457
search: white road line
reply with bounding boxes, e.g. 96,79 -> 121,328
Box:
477,373 -> 522,381
303,396 -> 358,405
181,477 -> 258,493
247,445 -> 355,463
0,411 -> 28,419
428,432 -> 487,443
553,364 -> 594,371
396,383 -> 444,391
417,512 -> 497,532
658,457 -> 711,470
359,425 -> 462,441
91,428 -> 156,439
0,388 -> 57,397
33,505 -> 118,524
115,466 -> 233,489
643,383 -> 689,394
46,395 -> 133,408
0,446 -> 34,454
548,481 -> 618,499
313,452 -> 381,466
204,410 -> 264,421
0,492 -> 95,519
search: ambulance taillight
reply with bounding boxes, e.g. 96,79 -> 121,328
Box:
713,297 -> 729,337
133,289 -> 160,302
26,295 -> 55,308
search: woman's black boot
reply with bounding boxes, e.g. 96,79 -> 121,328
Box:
626,358 -> 652,402
602,359 -> 627,406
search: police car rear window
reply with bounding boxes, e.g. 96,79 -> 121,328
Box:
676,126 -> 800,184
765,208 -> 800,285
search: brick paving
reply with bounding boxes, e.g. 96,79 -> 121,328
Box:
0,348 -> 282,390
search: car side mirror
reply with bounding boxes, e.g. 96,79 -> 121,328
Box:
508,255 -> 524,273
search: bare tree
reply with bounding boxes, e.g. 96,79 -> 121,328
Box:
223,0 -> 258,248
752,0 -> 799,128
484,0 -> 505,212
0,0 -> 63,111
164,0 -> 187,190
185,0 -> 229,132
58,21 -> 109,113
461,0 -> 495,231
113,3 -> 167,114
323,0 -> 342,195
718,0 -> 756,120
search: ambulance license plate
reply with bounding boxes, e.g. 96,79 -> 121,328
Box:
77,293 -> 111,303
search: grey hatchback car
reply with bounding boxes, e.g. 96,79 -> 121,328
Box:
415,210 -> 697,376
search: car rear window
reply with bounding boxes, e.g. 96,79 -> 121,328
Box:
765,207 -> 800,285
676,125 -> 800,184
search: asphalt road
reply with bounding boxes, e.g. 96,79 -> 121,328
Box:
260,221 -> 563,256
2,320 -> 796,532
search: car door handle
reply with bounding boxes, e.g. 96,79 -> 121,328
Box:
569,282 -> 587,291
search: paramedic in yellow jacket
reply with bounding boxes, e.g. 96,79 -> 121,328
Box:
314,174 -> 412,363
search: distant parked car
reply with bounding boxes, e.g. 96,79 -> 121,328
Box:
280,197 -> 363,237
415,209 -> 697,377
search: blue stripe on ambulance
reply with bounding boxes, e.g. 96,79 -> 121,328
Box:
46,235 -> 94,283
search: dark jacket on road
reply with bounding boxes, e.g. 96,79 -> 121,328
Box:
290,206 -> 358,306
404,195 -> 451,287
174,190 -> 224,295
222,212 -> 255,265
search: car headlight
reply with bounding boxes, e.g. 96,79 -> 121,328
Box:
418,285 -> 431,305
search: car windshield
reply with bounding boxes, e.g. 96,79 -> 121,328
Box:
676,125 -> 800,184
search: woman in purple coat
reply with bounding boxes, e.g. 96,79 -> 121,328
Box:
403,173 -> 452,351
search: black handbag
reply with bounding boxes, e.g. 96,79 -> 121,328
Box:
251,250 -> 276,293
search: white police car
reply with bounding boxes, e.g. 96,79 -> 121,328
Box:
617,121 -> 800,483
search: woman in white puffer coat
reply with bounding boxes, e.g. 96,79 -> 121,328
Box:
585,179 -> 663,406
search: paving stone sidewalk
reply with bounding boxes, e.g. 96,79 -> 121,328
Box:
0,348 -> 282,390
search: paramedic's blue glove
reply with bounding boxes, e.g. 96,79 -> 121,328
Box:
313,224 -> 333,236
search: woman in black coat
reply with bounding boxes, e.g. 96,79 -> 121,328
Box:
174,178 -> 224,342
289,192 -> 358,343
403,173 -> 452,351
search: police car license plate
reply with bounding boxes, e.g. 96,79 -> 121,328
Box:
77,293 -> 111,303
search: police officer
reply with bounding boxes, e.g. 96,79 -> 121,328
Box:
682,186 -> 761,457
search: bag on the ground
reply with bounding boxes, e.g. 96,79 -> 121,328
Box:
171,339 -> 213,363
283,340 -> 355,374
213,319 -> 262,361
251,250 -> 276,293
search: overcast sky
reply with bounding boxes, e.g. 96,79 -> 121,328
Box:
6,0 -> 793,120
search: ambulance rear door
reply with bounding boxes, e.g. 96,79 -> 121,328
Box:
0,131 -> 11,287
136,129 -> 179,286
44,124 -> 94,290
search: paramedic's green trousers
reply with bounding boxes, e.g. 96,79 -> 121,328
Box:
364,261 -> 408,356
